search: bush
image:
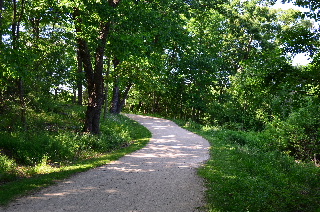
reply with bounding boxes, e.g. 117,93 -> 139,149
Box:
185,118 -> 203,130
182,124 -> 320,212
0,114 -> 137,167
0,153 -> 19,182
265,104 -> 320,162
0,113 -> 150,185
222,130 -> 248,146
0,132 -> 53,165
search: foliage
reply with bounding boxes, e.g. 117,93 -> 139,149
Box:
1,0 -> 320,206
0,154 -> 19,182
0,113 -> 151,205
265,103 -> 320,162
127,0 -> 319,132
0,103 -> 150,183
285,0 -> 320,21
179,122 -> 320,212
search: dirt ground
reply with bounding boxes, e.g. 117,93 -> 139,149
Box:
1,114 -> 210,212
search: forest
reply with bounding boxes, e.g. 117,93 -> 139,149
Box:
0,0 -> 320,210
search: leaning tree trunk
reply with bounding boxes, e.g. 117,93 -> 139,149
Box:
115,82 -> 133,114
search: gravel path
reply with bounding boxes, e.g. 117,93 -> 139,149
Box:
1,114 -> 210,212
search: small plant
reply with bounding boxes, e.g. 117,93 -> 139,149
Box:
0,153 -> 19,182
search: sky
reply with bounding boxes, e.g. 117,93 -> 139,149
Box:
272,1 -> 312,66
272,1 -> 309,12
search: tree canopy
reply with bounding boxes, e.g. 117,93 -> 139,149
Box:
0,0 -> 319,161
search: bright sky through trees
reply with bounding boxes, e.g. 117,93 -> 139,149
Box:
272,0 -> 312,66
272,1 -> 309,12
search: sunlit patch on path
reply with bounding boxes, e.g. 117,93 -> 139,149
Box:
1,114 -> 210,212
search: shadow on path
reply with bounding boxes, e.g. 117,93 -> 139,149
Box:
1,114 -> 210,212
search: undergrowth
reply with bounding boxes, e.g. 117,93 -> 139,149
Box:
0,106 -> 151,205
177,120 -> 320,212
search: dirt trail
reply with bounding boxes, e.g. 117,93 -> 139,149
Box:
1,114 -> 210,212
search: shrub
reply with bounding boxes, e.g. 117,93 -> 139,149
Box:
185,118 -> 203,130
0,153 -> 18,182
185,126 -> 320,212
222,130 -> 248,146
265,104 -> 320,162
0,115 -> 133,166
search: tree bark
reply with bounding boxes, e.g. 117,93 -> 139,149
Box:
116,82 -> 133,114
110,76 -> 120,114
103,58 -> 111,119
17,78 -> 26,128
110,58 -> 120,114
74,8 -> 111,134
110,79 -> 133,114
77,50 -> 83,105
12,0 -> 26,128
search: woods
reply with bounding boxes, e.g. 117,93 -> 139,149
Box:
0,0 -> 320,206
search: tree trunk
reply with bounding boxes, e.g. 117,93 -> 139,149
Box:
110,58 -> 120,114
0,0 -> 3,103
18,78 -> 26,128
103,58 -> 111,119
74,8 -> 111,134
110,80 -> 133,114
110,76 -> 120,114
116,82 -> 133,114
77,50 -> 83,105
109,58 -> 133,114
12,0 -> 26,127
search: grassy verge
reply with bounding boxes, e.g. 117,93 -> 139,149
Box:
0,114 -> 151,206
175,120 -> 320,212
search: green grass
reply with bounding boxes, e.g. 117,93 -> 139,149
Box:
0,114 -> 151,206
177,121 -> 320,212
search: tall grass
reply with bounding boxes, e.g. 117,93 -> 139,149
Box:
178,120 -> 320,212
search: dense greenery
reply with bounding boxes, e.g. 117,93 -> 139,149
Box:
0,108 -> 151,205
125,1 -> 320,163
175,119 -> 320,212
1,0 -> 319,208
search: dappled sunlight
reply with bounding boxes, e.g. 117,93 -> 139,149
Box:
26,114 -> 207,196
151,126 -> 170,130
5,115 -> 210,211
161,134 -> 176,138
29,186 -> 100,199
28,186 -> 122,201
106,163 -> 156,173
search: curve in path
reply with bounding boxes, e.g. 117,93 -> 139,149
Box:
1,114 -> 210,212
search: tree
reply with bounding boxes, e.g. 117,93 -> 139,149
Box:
281,0 -> 320,20
72,0 -> 121,134
105,0 -> 191,115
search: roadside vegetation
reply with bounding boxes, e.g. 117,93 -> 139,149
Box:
175,119 -> 320,212
1,0 -> 320,210
0,100 -> 151,205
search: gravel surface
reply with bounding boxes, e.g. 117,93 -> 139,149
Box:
1,114 -> 210,212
